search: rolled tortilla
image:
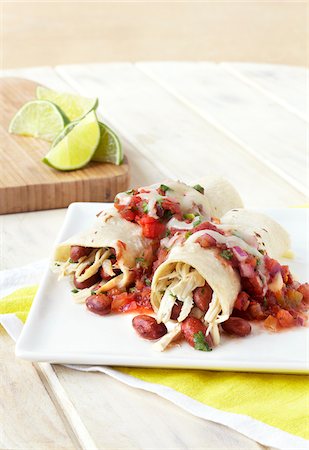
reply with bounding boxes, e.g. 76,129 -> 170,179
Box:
220,208 -> 291,259
54,207 -> 150,268
195,176 -> 244,218
151,240 -> 241,347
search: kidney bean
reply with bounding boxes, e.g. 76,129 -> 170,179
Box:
86,294 -> 112,316
193,284 -> 213,312
132,315 -> 167,340
221,317 -> 251,337
170,301 -> 183,320
181,317 -> 212,348
70,246 -> 92,262
73,269 -> 101,290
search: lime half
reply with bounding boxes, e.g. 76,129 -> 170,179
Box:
92,122 -> 123,165
42,110 -> 100,171
9,100 -> 66,141
37,86 -> 98,121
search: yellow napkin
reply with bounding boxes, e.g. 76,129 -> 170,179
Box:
1,286 -> 308,440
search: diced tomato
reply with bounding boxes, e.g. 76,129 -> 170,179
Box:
234,292 -> 250,311
264,315 -> 279,332
241,274 -> 264,298
265,256 -> 281,277
281,265 -> 294,285
111,292 -> 136,312
139,215 -> 166,239
276,309 -> 295,328
119,208 -> 136,222
152,247 -> 169,272
297,283 -> 309,305
193,221 -> 224,234
197,233 -> 216,248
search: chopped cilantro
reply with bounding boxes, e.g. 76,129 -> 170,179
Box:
129,287 -> 137,293
71,288 -> 79,294
263,297 -> 268,308
135,257 -> 147,268
91,290 -> 97,295
183,213 -> 195,220
193,184 -> 205,195
156,197 -> 163,206
193,216 -> 202,227
144,278 -> 151,286
160,184 -> 171,193
142,201 -> 149,213
185,231 -> 192,240
256,258 -> 261,266
54,262 -> 60,267
193,331 -> 212,352
69,258 -> 77,264
125,189 -> 134,195
220,249 -> 233,260
165,229 -> 171,237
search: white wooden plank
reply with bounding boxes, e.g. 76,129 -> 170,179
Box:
0,66 -> 164,188
222,62 -> 308,121
56,63 -> 306,207
136,61 -> 308,195
0,330 -> 75,450
53,365 -> 265,450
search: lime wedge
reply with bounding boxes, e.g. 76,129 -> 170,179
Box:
37,86 -> 98,121
92,122 -> 123,165
42,111 -> 100,171
52,120 -> 123,165
9,100 -> 66,141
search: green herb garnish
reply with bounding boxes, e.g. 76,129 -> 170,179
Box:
220,249 -> 233,260
125,189 -> 134,195
135,257 -> 147,268
54,262 -> 60,267
160,184 -> 172,193
129,287 -> 137,293
142,201 -> 149,213
69,258 -> 76,264
263,297 -> 268,308
145,278 -> 151,286
193,331 -> 212,352
165,229 -> 171,237
193,184 -> 205,195
185,231 -> 192,240
91,290 -> 97,295
71,288 -> 79,294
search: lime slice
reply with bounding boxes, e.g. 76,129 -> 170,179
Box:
9,100 -> 66,141
37,86 -> 98,121
52,120 -> 123,165
42,111 -> 100,171
92,123 -> 123,165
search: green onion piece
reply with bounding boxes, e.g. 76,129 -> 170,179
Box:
142,202 -> 149,213
144,278 -> 151,286
185,231 -> 192,240
193,217 -> 202,227
183,213 -> 195,220
71,288 -> 79,294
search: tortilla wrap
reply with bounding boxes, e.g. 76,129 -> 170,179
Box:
195,176 -> 244,218
151,240 -> 241,346
54,208 -> 150,268
220,208 -> 291,259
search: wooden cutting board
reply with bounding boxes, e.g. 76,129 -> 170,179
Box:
0,77 -> 129,214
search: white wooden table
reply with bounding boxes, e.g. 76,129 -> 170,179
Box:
1,62 -> 307,450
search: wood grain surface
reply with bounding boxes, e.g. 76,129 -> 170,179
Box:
0,78 -> 129,214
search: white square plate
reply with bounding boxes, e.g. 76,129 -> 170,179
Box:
16,203 -> 309,373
